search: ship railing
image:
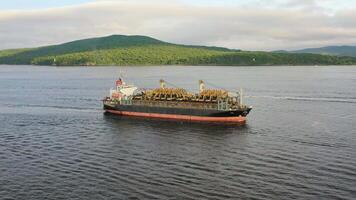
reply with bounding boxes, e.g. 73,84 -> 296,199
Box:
129,97 -> 236,111
131,99 -> 218,110
120,98 -> 133,105
217,99 -> 230,111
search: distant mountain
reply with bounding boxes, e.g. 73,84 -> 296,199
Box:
0,35 -> 167,64
290,46 -> 356,57
1,35 -> 356,66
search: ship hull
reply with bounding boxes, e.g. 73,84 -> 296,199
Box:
104,103 -> 250,124
105,109 -> 246,124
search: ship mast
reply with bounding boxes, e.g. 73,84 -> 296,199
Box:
159,79 -> 166,88
199,80 -> 205,93
239,88 -> 243,105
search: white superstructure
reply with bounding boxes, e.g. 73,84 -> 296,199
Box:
110,79 -> 137,100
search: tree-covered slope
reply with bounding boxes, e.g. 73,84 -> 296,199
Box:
291,46 -> 356,57
0,35 -> 168,64
30,46 -> 356,66
1,35 -> 356,66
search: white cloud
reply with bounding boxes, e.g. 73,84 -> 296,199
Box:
0,0 -> 356,50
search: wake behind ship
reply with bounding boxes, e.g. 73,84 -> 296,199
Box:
103,79 -> 252,124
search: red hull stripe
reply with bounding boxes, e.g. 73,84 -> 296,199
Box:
105,110 -> 246,123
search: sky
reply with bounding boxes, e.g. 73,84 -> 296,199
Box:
1,0 -> 356,50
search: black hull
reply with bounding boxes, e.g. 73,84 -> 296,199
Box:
104,103 -> 251,117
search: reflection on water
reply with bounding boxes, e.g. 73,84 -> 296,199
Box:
104,113 -> 249,133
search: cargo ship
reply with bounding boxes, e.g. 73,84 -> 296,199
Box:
103,79 -> 252,124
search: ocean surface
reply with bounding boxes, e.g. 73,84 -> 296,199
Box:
0,65 -> 355,200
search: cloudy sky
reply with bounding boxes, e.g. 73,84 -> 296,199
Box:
1,0 -> 356,50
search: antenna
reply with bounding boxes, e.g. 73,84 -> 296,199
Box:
119,69 -> 128,82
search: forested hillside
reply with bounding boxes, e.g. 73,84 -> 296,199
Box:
291,46 -> 356,58
1,35 -> 355,66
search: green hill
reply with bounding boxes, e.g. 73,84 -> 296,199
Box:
1,35 -> 356,66
291,46 -> 356,58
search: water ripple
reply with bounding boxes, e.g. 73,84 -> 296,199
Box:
1,66 -> 356,199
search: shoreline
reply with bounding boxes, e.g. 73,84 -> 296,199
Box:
1,64 -> 356,67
